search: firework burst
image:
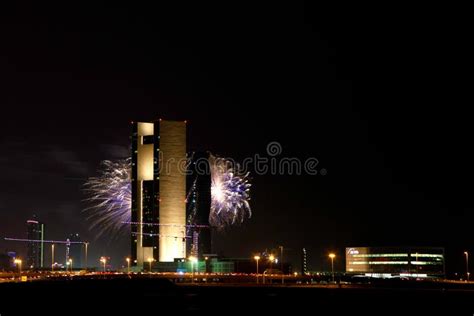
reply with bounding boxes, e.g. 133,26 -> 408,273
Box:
209,154 -> 252,228
83,159 -> 131,237
84,154 -> 252,236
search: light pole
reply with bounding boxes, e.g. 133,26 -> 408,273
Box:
147,258 -> 154,273
51,244 -> 55,272
126,257 -> 131,274
280,246 -> 284,284
269,255 -> 275,284
100,257 -> 106,273
14,259 -> 22,277
84,242 -> 89,270
189,256 -> 197,283
464,251 -> 470,282
254,255 -> 260,284
329,253 -> 336,283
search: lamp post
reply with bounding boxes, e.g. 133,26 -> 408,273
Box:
464,251 -> 470,282
126,258 -> 131,274
51,244 -> 55,272
84,242 -> 89,270
269,255 -> 275,284
280,246 -> 284,284
14,259 -> 22,276
147,258 -> 154,273
254,256 -> 260,284
189,256 -> 197,283
329,253 -> 336,283
100,257 -> 106,273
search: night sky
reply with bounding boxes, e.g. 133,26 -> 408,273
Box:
0,3 -> 471,273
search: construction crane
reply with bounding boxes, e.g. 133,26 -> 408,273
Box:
4,237 -> 90,270
123,221 -> 209,228
125,222 -> 210,259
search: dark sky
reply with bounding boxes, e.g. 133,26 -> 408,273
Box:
0,2 -> 471,273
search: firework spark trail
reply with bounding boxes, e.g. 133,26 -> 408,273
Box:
83,159 -> 131,237
209,154 -> 252,228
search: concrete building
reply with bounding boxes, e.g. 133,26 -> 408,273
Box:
346,246 -> 445,278
131,120 -> 187,268
26,216 -> 44,269
66,233 -> 82,268
186,151 -> 212,258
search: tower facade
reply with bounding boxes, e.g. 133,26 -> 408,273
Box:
66,233 -> 82,268
26,216 -> 44,269
131,120 -> 187,267
186,151 -> 212,258
301,247 -> 308,275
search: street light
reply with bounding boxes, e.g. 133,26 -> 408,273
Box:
204,256 -> 210,274
254,255 -> 260,284
14,259 -> 22,276
84,242 -> 89,270
280,246 -> 284,284
147,258 -> 154,272
51,244 -> 55,272
269,255 -> 275,284
100,257 -> 107,273
329,253 -> 336,282
464,251 -> 470,282
126,257 -> 131,274
68,259 -> 73,272
269,254 -> 275,267
189,256 -> 198,283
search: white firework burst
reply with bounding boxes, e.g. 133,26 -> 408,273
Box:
83,159 -> 131,237
84,154 -> 252,236
209,154 -> 251,228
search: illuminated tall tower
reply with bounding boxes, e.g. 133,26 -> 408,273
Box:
301,248 -> 308,275
131,120 -> 187,267
66,233 -> 82,268
186,151 -> 212,258
26,215 -> 44,269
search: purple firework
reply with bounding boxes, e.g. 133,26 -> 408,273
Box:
84,154 -> 252,235
83,159 -> 131,236
209,154 -> 251,228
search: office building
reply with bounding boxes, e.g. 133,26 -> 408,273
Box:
346,246 -> 445,278
301,248 -> 308,275
66,233 -> 82,268
26,216 -> 45,269
186,151 -> 212,258
131,120 -> 187,267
